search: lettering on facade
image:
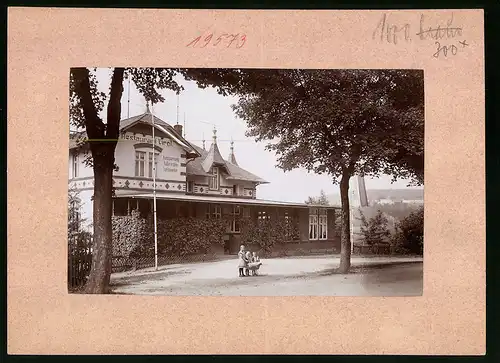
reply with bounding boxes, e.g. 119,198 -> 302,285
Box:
163,156 -> 180,173
119,132 -> 172,146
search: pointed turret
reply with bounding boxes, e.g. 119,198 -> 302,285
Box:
201,127 -> 229,174
228,140 -> 239,166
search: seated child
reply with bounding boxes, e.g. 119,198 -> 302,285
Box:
249,252 -> 262,276
244,251 -> 252,276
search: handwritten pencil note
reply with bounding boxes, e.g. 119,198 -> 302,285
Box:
372,13 -> 469,59
186,32 -> 247,48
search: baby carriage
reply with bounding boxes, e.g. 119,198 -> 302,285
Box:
247,261 -> 263,274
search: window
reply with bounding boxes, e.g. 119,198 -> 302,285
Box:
209,167 -> 220,190
232,185 -> 237,196
212,205 -> 221,219
230,205 -> 241,233
148,152 -> 159,178
187,181 -> 194,193
284,210 -> 292,240
319,215 -> 328,240
138,199 -> 151,218
309,208 -> 328,240
206,204 -> 221,219
135,151 -> 146,177
113,198 -> 128,216
309,214 -> 319,240
258,210 -> 270,222
72,153 -> 79,178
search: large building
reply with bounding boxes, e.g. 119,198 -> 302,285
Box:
69,108 -> 341,255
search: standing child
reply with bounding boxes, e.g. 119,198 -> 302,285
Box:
237,245 -> 247,277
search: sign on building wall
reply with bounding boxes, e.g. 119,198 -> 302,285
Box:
163,156 -> 180,173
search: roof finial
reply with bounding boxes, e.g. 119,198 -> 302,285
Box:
146,102 -> 150,113
228,137 -> 239,166
212,126 -> 217,144
202,132 -> 206,150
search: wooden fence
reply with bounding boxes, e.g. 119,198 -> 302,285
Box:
68,234 -> 93,291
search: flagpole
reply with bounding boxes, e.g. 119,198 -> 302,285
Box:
127,76 -> 131,118
350,181 -> 355,255
150,101 -> 158,271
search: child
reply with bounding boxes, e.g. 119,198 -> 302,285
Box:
250,252 -> 261,276
245,251 -> 252,276
237,245 -> 247,277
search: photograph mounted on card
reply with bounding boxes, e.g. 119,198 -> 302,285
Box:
8,8 -> 485,355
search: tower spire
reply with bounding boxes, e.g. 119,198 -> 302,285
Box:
228,137 -> 239,165
212,126 -> 217,144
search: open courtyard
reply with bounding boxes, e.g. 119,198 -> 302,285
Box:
110,255 -> 423,296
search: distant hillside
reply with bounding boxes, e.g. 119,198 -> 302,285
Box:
327,188 -> 424,205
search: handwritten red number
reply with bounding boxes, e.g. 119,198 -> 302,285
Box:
188,33 -> 246,48
237,34 -> 246,48
201,33 -> 213,48
213,33 -> 228,46
186,35 -> 201,48
227,34 -> 239,48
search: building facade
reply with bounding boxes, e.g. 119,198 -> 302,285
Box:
69,109 -> 341,255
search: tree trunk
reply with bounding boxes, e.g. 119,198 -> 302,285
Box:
85,149 -> 115,294
338,172 -> 352,273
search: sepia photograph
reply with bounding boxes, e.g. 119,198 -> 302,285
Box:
68,68 -> 424,296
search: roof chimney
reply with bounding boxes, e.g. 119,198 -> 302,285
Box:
173,124 -> 183,136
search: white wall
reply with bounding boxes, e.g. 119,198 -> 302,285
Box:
114,131 -> 186,182
74,189 -> 94,232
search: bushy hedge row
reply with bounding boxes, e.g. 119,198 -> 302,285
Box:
112,210 -> 228,258
240,217 -> 299,252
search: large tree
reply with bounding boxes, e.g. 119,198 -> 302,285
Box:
70,68 -> 183,293
182,69 -> 424,273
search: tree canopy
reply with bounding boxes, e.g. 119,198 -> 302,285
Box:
182,68 -> 424,185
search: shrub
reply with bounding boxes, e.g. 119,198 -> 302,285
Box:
391,206 -> 424,255
155,217 -> 227,257
112,209 -> 150,258
358,209 -> 391,245
240,216 -> 296,252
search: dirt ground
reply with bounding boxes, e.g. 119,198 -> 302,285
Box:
110,255 -> 423,296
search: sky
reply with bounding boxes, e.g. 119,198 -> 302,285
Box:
92,68 -> 422,203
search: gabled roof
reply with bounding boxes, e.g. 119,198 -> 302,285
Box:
69,110 -> 200,158
187,144 -> 268,184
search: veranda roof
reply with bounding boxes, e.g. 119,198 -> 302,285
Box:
114,191 -> 340,209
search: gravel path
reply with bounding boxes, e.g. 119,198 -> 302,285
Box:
110,255 -> 423,296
